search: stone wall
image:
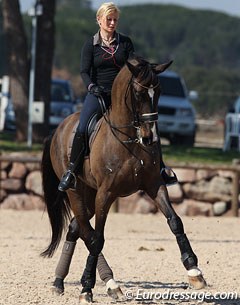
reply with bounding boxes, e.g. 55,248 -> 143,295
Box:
0,154 -> 44,210
0,154 -> 239,216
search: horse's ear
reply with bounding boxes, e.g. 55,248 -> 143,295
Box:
153,60 -> 173,74
126,59 -> 141,77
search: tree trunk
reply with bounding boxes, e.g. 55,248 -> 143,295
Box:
33,0 -> 56,142
2,0 -> 29,141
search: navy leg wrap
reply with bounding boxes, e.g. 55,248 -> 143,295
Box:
177,234 -> 198,270
81,232 -> 105,292
167,216 -> 198,270
81,254 -> 98,291
167,215 -> 184,235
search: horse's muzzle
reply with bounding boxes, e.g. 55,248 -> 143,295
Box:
142,135 -> 154,146
139,116 -> 159,146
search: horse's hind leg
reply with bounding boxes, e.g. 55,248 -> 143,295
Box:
97,253 -> 123,300
152,185 -> 207,289
51,217 -> 79,295
52,217 -> 122,299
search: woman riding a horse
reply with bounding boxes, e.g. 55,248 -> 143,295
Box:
58,2 -> 177,192
41,2 -> 206,303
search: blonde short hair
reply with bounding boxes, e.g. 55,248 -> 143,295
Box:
96,2 -> 120,20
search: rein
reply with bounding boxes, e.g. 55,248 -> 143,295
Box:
98,93 -> 144,163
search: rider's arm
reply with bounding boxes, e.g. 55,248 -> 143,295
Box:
80,38 -> 94,90
126,36 -> 135,59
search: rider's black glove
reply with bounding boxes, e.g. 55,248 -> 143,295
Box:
89,85 -> 104,97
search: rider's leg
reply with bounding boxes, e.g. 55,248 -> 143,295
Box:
58,130 -> 86,191
58,93 -> 103,192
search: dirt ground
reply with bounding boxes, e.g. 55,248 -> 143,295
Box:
0,210 -> 239,305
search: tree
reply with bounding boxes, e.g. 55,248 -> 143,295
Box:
2,0 -> 56,142
2,0 -> 29,141
34,0 -> 56,141
0,1 -> 6,77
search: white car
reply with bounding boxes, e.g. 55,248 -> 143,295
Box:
157,71 -> 197,146
224,95 -> 240,149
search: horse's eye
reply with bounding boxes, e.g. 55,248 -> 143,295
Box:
135,90 -> 145,100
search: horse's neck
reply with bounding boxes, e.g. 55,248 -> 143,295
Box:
110,75 -> 132,126
110,98 -> 131,125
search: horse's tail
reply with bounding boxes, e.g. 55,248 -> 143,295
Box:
40,133 -> 71,258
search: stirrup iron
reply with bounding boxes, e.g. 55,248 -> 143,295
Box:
58,169 -> 77,192
160,166 -> 178,186
66,170 -> 77,189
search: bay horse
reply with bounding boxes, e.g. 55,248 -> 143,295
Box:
41,55 -> 206,303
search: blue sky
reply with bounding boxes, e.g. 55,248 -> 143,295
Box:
20,0 -> 240,17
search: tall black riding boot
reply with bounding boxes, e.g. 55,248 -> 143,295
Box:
58,132 -> 86,192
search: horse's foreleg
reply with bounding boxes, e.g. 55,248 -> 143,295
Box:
79,191 -> 114,303
153,185 -> 207,289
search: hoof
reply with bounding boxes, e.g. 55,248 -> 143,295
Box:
188,268 -> 207,290
107,287 -> 124,300
106,279 -> 124,300
79,292 -> 93,304
51,285 -> 64,295
51,278 -> 64,295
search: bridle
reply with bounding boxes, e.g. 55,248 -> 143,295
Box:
131,78 -> 160,128
100,73 -> 160,150
120,70 -> 160,147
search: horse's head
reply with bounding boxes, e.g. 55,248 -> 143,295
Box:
126,55 -> 172,146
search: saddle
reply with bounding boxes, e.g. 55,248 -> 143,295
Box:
67,98 -> 106,160
85,114 -> 104,155
85,95 -> 107,155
